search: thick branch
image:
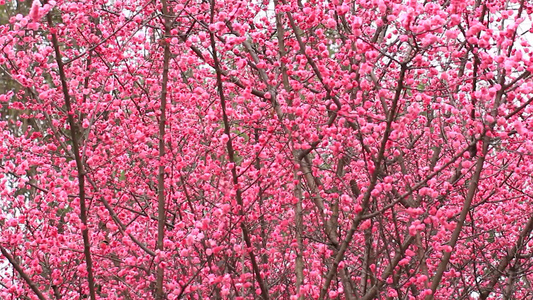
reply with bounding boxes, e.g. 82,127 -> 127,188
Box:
46,7 -> 96,300
209,1 -> 270,298
479,215 -> 533,299
155,0 -> 172,298
319,64 -> 408,299
361,236 -> 415,300
0,246 -> 47,300
427,137 -> 489,299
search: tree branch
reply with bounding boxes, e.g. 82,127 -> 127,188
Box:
0,246 -> 47,300
46,5 -> 96,299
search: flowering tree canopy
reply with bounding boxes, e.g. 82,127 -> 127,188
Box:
1,0 -> 533,299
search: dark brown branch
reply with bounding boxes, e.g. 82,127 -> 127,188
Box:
0,246 -> 47,300
209,0 -> 270,298
318,64 -> 408,299
155,0 -> 172,298
479,215 -> 533,299
46,4 -> 97,299
361,236 -> 415,300
427,136 -> 489,299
